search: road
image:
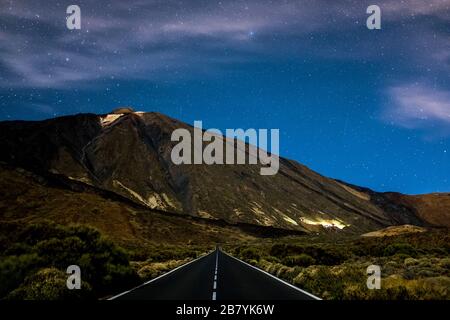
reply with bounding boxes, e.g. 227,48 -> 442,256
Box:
110,249 -> 320,300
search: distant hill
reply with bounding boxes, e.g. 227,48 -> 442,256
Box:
362,225 -> 427,237
382,193 -> 450,228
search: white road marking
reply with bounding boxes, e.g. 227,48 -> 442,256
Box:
221,250 -> 322,300
215,250 -> 218,272
211,249 -> 219,301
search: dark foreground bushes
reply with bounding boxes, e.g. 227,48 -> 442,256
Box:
0,222 -> 140,300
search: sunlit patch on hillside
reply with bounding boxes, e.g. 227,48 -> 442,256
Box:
282,215 -> 299,226
100,114 -> 122,126
299,217 -> 349,229
100,109 -> 145,127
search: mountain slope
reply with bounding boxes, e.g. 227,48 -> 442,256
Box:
383,192 -> 450,228
0,110 -> 444,233
0,163 -> 291,249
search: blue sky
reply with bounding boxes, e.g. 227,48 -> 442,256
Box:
0,0 -> 449,194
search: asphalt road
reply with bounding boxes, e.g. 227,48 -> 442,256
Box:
111,249 -> 319,300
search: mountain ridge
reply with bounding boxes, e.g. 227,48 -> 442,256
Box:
1,109 -> 448,233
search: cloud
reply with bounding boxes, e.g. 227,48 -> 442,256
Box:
27,103 -> 56,115
381,0 -> 450,19
384,83 -> 450,135
0,0 -> 449,88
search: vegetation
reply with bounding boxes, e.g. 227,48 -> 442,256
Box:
226,230 -> 450,300
0,222 -> 212,300
128,244 -> 211,282
0,222 -> 140,299
7,268 -> 93,300
1,217 -> 448,300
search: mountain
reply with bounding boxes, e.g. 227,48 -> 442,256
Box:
0,109 -> 448,234
382,192 -> 450,228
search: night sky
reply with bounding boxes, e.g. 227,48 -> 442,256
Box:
0,0 -> 449,194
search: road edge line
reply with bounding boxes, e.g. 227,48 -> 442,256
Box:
221,249 -> 322,300
108,250 -> 214,300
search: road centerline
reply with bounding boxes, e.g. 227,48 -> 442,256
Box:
212,248 -> 219,300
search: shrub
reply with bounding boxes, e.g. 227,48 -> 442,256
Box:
265,255 -> 281,264
293,266 -> 345,299
143,246 -> 201,262
394,253 -> 411,261
269,244 -> 347,266
384,243 -> 417,257
0,223 -> 139,299
276,266 -> 299,282
439,258 -> 450,269
282,254 -> 315,267
269,244 -> 288,257
416,277 -> 450,299
0,253 -> 43,298
248,259 -> 259,266
308,247 -> 348,265
267,263 -> 284,275
6,268 -> 93,300
404,258 -> 419,266
240,248 -> 261,261
136,259 -> 190,281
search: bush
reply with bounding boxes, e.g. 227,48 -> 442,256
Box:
404,258 -> 419,266
248,259 -> 259,266
265,255 -> 281,264
6,268 -> 93,300
269,244 -> 347,266
240,248 -> 261,261
384,243 -> 417,257
439,258 -> 450,269
293,266 -> 347,299
136,259 -> 190,281
269,244 -> 288,257
0,222 -> 139,299
142,246 -> 201,262
0,254 -> 43,298
282,254 -> 315,267
416,277 -> 450,299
